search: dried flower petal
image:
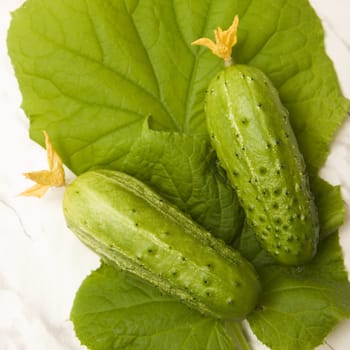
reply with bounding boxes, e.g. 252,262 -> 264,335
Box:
21,131 -> 65,197
192,15 -> 239,66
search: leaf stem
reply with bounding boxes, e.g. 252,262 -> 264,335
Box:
231,322 -> 253,350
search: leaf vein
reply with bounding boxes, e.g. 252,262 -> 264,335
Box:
28,25 -> 172,122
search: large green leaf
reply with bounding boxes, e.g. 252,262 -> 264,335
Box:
118,121 -> 244,242
248,234 -> 350,350
70,264 -> 238,350
8,0 -> 349,175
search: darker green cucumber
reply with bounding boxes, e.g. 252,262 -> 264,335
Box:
205,64 -> 319,265
63,169 -> 261,320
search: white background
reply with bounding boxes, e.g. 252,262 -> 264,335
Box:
1,1 -> 350,349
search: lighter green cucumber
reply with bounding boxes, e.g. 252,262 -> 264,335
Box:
63,169 -> 261,320
205,64 -> 319,265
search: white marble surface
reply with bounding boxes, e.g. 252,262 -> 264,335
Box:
0,1 -> 349,349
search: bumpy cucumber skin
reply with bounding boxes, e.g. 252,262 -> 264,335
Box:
63,169 -> 261,320
205,65 -> 319,265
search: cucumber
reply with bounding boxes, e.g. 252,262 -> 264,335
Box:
205,64 -> 319,265
63,169 -> 261,320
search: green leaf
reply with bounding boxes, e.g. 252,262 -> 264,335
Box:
71,264 -> 237,350
7,0 -> 349,175
118,121 -> 244,242
234,223 -> 276,267
310,177 -> 345,240
247,234 -> 350,350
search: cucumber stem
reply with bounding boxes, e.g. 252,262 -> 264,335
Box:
225,57 -> 233,67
